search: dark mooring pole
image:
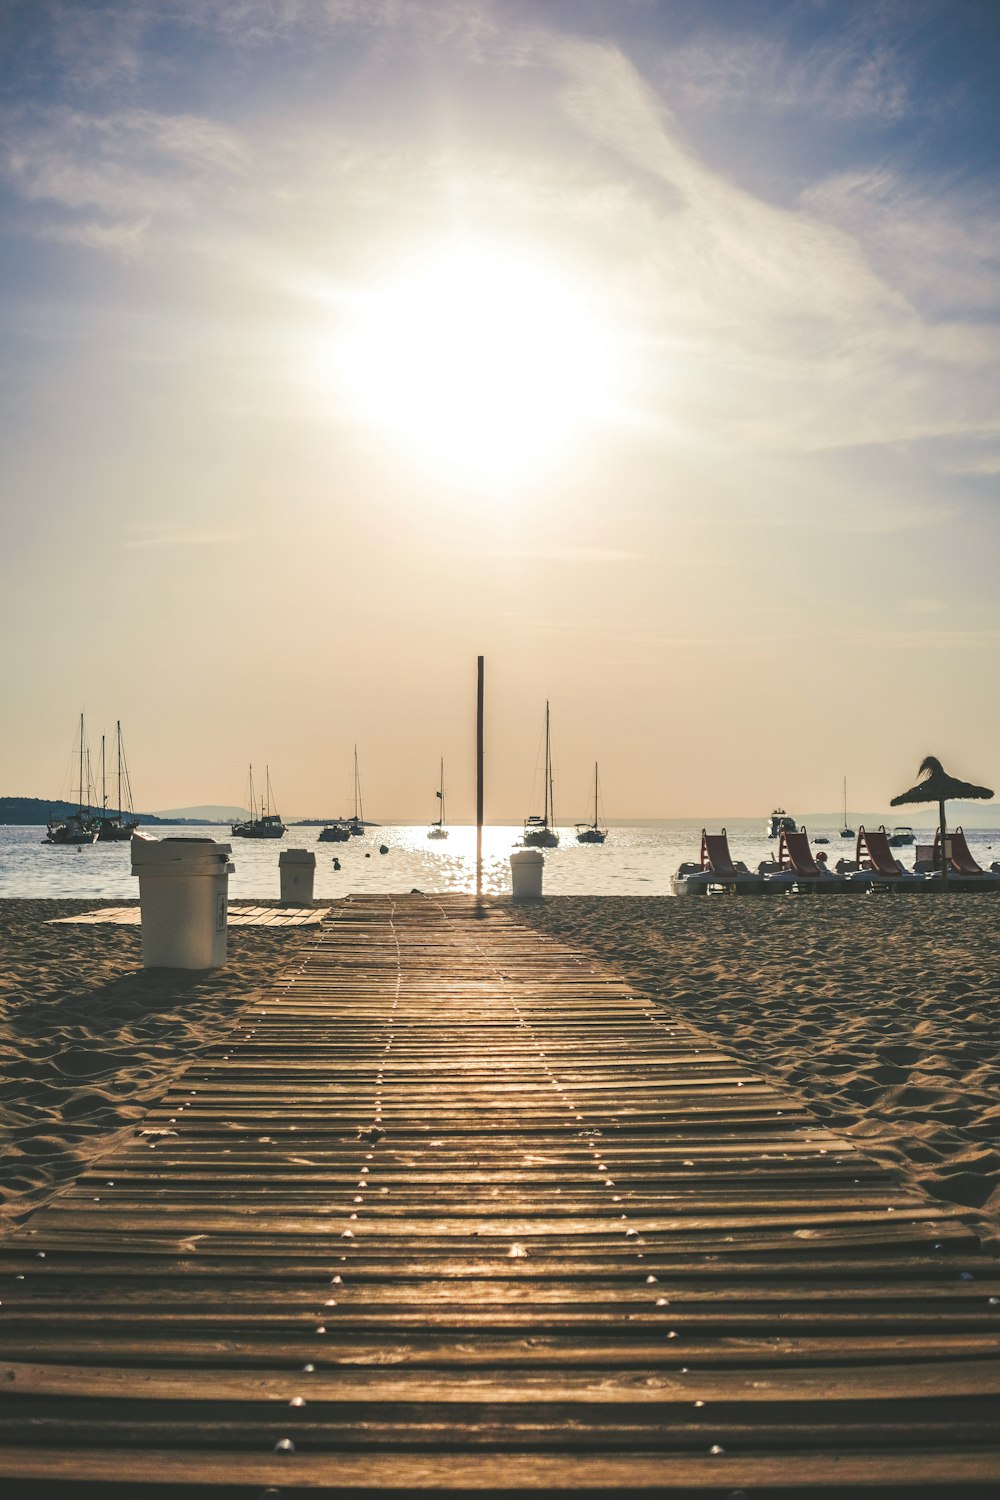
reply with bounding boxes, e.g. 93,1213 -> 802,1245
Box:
476,655 -> 484,903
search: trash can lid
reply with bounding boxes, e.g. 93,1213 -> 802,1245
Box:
279,847 -> 317,864
510,848 -> 545,864
131,834 -> 234,871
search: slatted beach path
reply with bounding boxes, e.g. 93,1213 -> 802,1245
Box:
50,904 -> 327,927
2,892 -> 999,1496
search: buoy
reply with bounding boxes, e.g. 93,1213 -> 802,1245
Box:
379,844 -> 389,855
332,858 -> 341,870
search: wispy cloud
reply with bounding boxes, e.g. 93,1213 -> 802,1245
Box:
123,522 -> 257,549
549,36 -> 1000,458
1,104 -> 250,245
654,10 -> 914,123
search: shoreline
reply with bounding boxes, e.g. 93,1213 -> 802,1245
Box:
2,894 -> 999,1256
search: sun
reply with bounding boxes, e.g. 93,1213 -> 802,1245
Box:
338,245 -> 617,480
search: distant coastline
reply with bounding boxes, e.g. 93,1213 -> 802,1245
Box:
0,797 -> 206,827
3,798 -> 998,830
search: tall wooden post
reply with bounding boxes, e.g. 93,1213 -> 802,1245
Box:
476,655 -> 484,903
939,798 -> 948,889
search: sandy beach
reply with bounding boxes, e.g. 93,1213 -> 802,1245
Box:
2,893 -> 999,1256
0,898 -> 309,1230
512,894 -> 1000,1251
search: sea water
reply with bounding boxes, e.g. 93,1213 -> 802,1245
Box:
2,819 -> 996,901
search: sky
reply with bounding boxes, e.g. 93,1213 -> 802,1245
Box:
1,0 -> 999,823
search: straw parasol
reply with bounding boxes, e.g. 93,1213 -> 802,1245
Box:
890,756 -> 994,886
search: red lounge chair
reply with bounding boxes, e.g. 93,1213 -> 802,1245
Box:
933,827 -> 999,885
855,826 -> 925,889
780,828 -> 825,878
672,830 -> 764,894
776,827 -> 843,889
937,826 -> 980,875
701,829 -> 741,876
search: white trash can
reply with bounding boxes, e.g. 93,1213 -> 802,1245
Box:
510,848 -> 545,901
131,834 -> 235,970
279,847 -> 316,903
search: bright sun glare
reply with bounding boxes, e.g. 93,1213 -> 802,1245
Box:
340,247 -> 616,480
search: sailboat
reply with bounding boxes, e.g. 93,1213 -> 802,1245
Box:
575,763 -> 608,844
523,702 -> 559,847
95,721 -> 139,841
427,759 -> 448,839
840,776 -> 855,839
348,747 -> 365,835
232,765 -> 286,839
45,714 -> 99,845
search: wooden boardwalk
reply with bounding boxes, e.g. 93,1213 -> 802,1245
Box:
1,893 -> 999,1495
51,904 -> 328,927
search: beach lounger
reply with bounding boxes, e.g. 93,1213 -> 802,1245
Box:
850,826 -> 927,891
672,828 -> 765,895
930,827 -> 1000,889
775,827 -> 845,891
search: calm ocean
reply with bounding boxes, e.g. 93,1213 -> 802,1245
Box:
2,819 -> 997,901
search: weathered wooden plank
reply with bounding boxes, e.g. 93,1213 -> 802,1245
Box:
1,1445 -> 998,1488
8,1358 -> 1000,1403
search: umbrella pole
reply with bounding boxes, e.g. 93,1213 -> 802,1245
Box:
939,798 -> 948,889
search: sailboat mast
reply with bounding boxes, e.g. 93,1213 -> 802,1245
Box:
439,757 -> 445,826
100,734 -> 107,813
78,713 -> 85,811
116,722 -> 122,822
354,747 -> 364,824
594,762 -> 599,828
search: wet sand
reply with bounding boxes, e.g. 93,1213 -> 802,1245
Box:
3,894 -> 999,1257
0,898 -> 309,1229
511,894 -> 1000,1250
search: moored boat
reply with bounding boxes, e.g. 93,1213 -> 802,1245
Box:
45,714 -> 99,845
348,747 -> 365,835
95,721 -> 139,841
318,820 -> 351,843
232,765 -> 285,839
840,776 -> 855,838
523,702 -> 559,847
767,808 -> 797,838
673,828 -> 764,895
575,762 -> 607,844
427,759 -> 448,839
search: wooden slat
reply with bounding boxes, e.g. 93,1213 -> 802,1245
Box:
3,892 -> 999,1495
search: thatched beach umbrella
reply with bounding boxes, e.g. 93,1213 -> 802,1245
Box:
890,756 -> 994,886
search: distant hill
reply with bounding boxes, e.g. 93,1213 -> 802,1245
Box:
152,805 -> 245,822
0,796 -> 172,826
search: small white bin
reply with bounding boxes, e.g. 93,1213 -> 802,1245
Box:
510,848 -> 545,901
279,847 -> 316,903
131,834 -> 234,970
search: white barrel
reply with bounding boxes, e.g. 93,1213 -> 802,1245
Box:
131,834 -> 234,969
279,847 -> 316,903
510,847 -> 545,901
